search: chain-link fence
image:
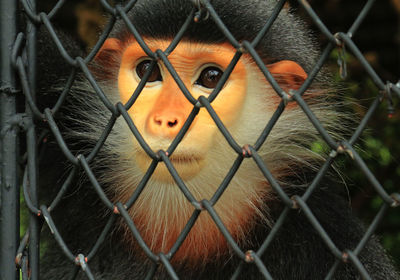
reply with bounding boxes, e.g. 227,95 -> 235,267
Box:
1,0 -> 399,279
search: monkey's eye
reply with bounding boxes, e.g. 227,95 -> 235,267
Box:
136,60 -> 162,82
195,66 -> 223,89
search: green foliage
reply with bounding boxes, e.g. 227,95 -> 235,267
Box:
20,193 -> 28,238
311,141 -> 329,154
320,49 -> 400,267
364,137 -> 392,166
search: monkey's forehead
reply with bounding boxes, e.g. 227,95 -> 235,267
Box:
120,39 -> 249,73
110,0 -> 319,73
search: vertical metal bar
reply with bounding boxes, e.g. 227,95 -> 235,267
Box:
25,1 -> 40,278
0,0 -> 20,279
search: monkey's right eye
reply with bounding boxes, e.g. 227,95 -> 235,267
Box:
136,60 -> 162,82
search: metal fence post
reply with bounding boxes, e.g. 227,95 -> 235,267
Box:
25,0 -> 40,278
0,0 -> 20,279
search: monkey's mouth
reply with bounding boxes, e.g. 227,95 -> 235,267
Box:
168,154 -> 203,165
135,151 -> 205,182
136,151 -> 203,164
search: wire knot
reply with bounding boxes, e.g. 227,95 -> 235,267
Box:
334,33 -> 347,79
75,254 -> 88,270
383,82 -> 394,118
193,0 -> 209,22
245,250 -> 255,263
242,144 -> 252,157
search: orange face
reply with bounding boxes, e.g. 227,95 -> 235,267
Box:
95,37 -> 309,263
117,39 -> 248,182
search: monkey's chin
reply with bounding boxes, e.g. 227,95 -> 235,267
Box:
135,152 -> 206,183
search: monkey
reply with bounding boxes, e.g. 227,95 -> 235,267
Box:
30,0 -> 400,279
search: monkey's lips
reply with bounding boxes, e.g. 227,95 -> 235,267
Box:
168,154 -> 202,164
135,151 -> 206,182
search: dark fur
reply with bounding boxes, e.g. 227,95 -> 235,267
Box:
37,0 -> 399,279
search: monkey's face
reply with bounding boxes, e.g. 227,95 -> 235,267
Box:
117,39 -> 248,182
92,37 -> 315,262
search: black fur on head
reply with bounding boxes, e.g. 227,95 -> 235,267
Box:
111,0 -> 319,72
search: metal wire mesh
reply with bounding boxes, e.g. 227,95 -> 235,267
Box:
0,0 -> 399,279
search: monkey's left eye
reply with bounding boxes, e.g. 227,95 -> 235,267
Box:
195,66 -> 223,89
136,60 -> 162,82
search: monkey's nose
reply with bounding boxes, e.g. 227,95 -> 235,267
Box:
147,114 -> 183,138
154,116 -> 178,128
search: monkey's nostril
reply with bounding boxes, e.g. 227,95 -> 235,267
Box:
152,116 -> 178,128
154,118 -> 162,126
167,119 -> 178,127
